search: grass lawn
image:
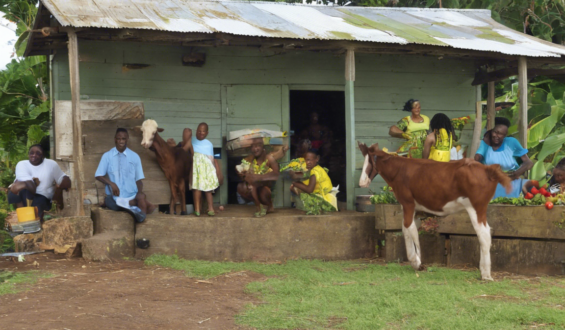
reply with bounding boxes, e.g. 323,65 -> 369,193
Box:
0,270 -> 50,296
146,255 -> 565,329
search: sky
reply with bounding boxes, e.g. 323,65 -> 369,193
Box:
0,15 -> 17,70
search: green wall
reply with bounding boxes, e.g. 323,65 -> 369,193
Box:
53,40 -> 476,204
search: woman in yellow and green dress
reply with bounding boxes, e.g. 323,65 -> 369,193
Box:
389,99 -> 430,159
290,150 -> 338,214
422,113 -> 456,162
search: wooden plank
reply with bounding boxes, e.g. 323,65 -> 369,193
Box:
469,85 -> 482,158
375,204 -> 565,240
450,235 -> 565,275
345,50 -> 356,211
68,29 -> 85,216
55,100 -> 144,122
518,57 -> 528,147
487,81 -> 495,130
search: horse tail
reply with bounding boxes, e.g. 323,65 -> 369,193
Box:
486,164 -> 512,194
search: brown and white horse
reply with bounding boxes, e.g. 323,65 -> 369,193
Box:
358,142 -> 511,280
140,119 -> 192,215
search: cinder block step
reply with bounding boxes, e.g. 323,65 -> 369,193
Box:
82,231 -> 135,261
90,207 -> 134,235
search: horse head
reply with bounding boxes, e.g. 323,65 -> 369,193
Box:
358,142 -> 391,188
139,119 -> 164,149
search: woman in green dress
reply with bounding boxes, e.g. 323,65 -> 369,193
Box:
388,99 -> 430,159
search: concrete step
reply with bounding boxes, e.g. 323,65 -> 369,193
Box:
90,207 -> 134,235
82,231 -> 135,261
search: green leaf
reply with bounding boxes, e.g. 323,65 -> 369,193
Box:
536,132 -> 565,164
14,31 -> 29,57
527,105 -> 565,149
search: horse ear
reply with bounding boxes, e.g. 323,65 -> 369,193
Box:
132,126 -> 142,133
157,128 -> 165,132
358,141 -> 368,157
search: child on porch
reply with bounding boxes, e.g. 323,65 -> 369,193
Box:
184,123 -> 220,216
290,150 -> 338,213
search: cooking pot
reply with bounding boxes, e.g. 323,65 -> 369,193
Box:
355,195 -> 374,213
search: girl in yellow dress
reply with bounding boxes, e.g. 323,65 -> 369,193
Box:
422,113 -> 456,162
290,150 -> 338,214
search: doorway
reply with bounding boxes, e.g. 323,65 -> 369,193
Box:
289,90 -> 347,202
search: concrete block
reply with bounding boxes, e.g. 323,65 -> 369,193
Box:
14,232 -> 43,252
91,207 -> 134,235
82,231 -> 135,261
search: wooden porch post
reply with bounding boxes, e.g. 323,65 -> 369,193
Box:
469,85 -> 482,158
518,57 -> 528,147
486,82 -> 495,130
68,29 -> 85,216
345,49 -> 356,211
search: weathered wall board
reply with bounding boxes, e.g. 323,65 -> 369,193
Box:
376,204 -> 565,240
450,235 -> 565,275
54,100 -> 144,159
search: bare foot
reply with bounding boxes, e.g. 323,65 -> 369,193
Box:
147,202 -> 157,215
267,207 -> 275,213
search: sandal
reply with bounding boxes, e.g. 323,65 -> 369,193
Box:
207,211 -> 215,216
254,206 -> 266,218
194,211 -> 200,217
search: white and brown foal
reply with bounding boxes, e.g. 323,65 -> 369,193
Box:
358,142 -> 511,281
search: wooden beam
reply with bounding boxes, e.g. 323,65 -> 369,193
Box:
472,67 -> 565,85
68,29 -> 85,216
345,49 -> 355,211
518,57 -> 528,148
486,81 -> 496,130
469,85 -> 483,158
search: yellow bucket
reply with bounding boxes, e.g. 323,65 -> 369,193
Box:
17,206 -> 38,222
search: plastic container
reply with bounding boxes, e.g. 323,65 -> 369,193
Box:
17,206 -> 38,222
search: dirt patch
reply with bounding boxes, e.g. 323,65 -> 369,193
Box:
0,253 -> 263,330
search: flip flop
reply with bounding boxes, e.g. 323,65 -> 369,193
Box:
194,211 -> 200,217
207,211 -> 215,216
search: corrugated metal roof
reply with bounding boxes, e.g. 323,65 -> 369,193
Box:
41,0 -> 565,58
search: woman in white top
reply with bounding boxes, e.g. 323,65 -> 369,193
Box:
8,144 -> 71,222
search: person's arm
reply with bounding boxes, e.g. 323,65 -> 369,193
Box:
474,141 -> 488,163
94,153 -> 120,196
422,133 -> 435,160
10,180 -> 37,195
181,128 -> 194,155
510,154 -> 533,180
389,117 -> 410,139
214,159 -> 224,186
247,155 -> 280,183
136,180 -> 143,193
52,176 -> 71,210
291,174 -> 316,194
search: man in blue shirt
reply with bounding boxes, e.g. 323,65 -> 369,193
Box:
95,128 -> 156,222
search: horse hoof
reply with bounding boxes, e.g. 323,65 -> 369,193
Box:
418,264 -> 427,271
180,211 -> 187,215
482,276 -> 494,282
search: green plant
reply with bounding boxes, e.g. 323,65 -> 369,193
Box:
370,185 -> 398,204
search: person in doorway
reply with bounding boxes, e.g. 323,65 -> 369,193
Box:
8,144 -> 71,223
95,128 -> 156,222
474,117 -> 533,199
236,138 -> 280,217
389,99 -> 430,158
299,112 -> 332,165
422,113 -> 456,162
178,123 -> 221,217
290,150 -> 338,213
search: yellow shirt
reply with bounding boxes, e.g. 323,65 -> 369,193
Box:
303,165 -> 338,210
429,128 -> 452,162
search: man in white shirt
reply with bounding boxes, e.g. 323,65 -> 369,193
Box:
8,144 -> 71,222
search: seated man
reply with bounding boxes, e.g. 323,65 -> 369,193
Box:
8,144 -> 71,223
474,117 -> 533,199
236,138 -> 281,217
95,128 -> 156,222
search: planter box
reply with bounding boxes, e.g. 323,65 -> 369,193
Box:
384,231 -> 445,264
450,235 -> 565,275
375,204 -> 565,240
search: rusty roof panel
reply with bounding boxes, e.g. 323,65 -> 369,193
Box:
40,0 -> 565,57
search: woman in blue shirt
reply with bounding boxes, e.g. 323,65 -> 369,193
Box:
474,117 -> 533,199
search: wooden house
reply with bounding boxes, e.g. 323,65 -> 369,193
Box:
26,1 -> 565,213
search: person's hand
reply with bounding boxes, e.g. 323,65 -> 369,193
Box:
53,189 -> 64,210
401,133 -> 412,140
166,138 -> 177,147
508,173 -> 519,180
109,182 -> 120,196
32,177 -> 40,187
183,128 -> 192,141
